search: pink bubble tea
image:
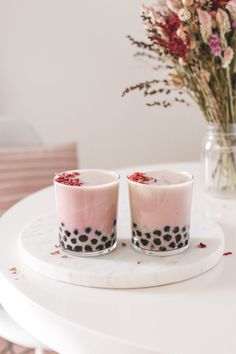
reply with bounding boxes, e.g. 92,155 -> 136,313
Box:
54,169 -> 119,256
127,170 -> 193,256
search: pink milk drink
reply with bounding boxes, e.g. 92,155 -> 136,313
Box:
54,169 -> 119,256
127,170 -> 193,256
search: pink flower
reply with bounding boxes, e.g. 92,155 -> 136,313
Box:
208,34 -> 221,56
197,9 -> 212,43
222,47 -> 234,68
216,9 -> 231,35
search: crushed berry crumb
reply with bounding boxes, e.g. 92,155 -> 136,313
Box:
9,267 -> 17,272
122,242 -> 127,247
137,261 -> 141,264
60,255 -> 68,259
55,244 -> 59,248
223,252 -> 232,256
50,251 -> 60,255
197,242 -> 207,248
55,171 -> 83,186
128,172 -> 157,185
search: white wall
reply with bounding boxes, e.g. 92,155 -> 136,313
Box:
0,0 -> 206,169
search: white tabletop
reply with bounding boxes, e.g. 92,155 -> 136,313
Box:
0,162 -> 236,354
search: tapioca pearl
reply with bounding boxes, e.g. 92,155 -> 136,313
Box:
163,234 -> 172,242
184,239 -> 188,246
153,229 -> 161,236
113,219 -> 117,226
61,222 -> 65,227
105,241 -> 112,248
60,241 -> 65,248
154,238 -> 161,246
79,234 -> 88,242
160,247 -> 166,251
91,239 -> 98,245
71,238 -> 77,244
183,233 -> 188,238
178,242 -> 184,248
102,236 -> 108,242
67,245 -> 72,251
164,226 -> 170,232
182,226 -> 186,232
111,238 -> 116,246
85,245 -> 92,252
111,233 -> 116,239
96,244 -> 104,251
140,239 -> 149,246
169,242 -> 176,249
65,230 -> 71,237
85,227 -> 92,234
145,233 -> 151,239
173,226 -> 179,234
133,223 -> 137,228
74,229 -> 79,235
74,245 -> 82,252
95,230 -> 102,236
59,227 -> 62,232
175,234 -> 182,243
136,230 -> 142,237
132,230 -> 135,237
63,235 -> 67,242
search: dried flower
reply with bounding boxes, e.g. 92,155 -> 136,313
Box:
197,9 -> 212,43
167,0 -> 181,14
226,0 -> 236,21
201,69 -> 211,82
182,0 -> 194,7
208,33 -> 222,56
176,26 -> 188,42
216,9 -> 231,36
170,74 -> 183,86
178,8 -> 191,21
222,47 -> 234,68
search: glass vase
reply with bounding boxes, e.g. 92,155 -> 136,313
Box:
203,123 -> 236,198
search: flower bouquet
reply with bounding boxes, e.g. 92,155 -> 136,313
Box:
123,0 -> 236,198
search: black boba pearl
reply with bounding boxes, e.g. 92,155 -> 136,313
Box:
185,239 -> 189,246
111,238 -> 116,245
85,227 -> 92,234
164,226 -> 170,232
74,229 -> 79,235
59,227 -> 62,232
154,238 -> 161,246
175,234 -> 182,243
160,247 -> 166,251
61,222 -> 65,227
79,234 -> 88,242
173,226 -> 179,234
133,223 -> 137,228
153,229 -> 161,236
96,245 -> 104,251
178,243 -> 184,248
105,241 -> 112,248
182,226 -> 186,232
102,236 -> 108,242
141,239 -> 149,246
67,245 -> 72,250
111,233 -> 115,239
65,230 -> 71,237
60,241 -> 65,248
145,233 -> 151,239
91,239 -> 98,245
63,236 -> 67,242
95,230 -> 102,236
85,245 -> 92,252
132,230 -> 135,237
169,242 -> 176,249
164,234 -> 172,242
136,230 -> 142,237
113,219 -> 117,226
183,233 -> 188,238
71,238 -> 77,244
74,245 -> 82,252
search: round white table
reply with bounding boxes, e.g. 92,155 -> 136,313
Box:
0,162 -> 235,354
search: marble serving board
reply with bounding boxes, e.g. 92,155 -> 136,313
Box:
19,212 -> 224,288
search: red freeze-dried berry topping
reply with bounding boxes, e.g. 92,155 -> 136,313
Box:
197,242 -> 207,249
55,171 -> 83,186
223,252 -> 232,256
129,172 -> 157,185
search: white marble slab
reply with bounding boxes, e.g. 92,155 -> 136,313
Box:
19,212 -> 224,288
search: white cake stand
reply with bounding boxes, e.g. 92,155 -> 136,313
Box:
19,212 -> 224,289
